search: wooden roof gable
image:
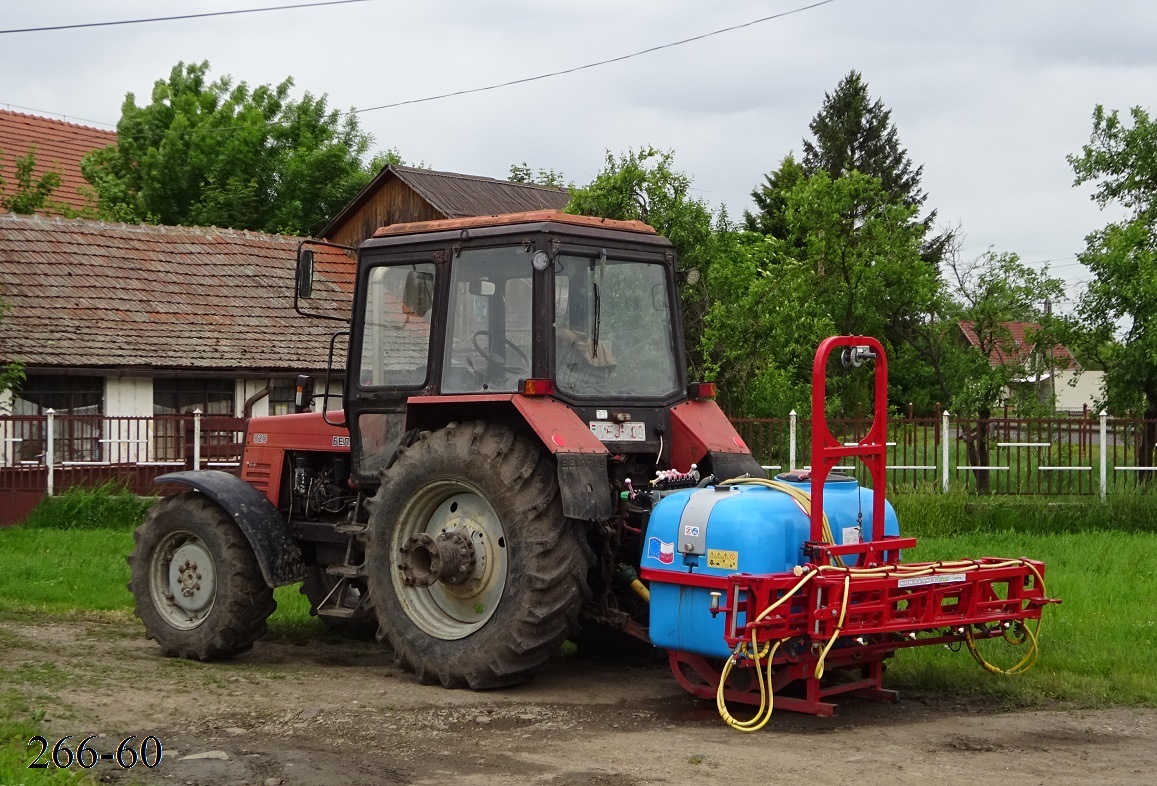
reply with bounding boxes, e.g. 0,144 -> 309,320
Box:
318,164 -> 569,247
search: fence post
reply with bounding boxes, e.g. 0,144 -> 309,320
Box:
1099,409 -> 1108,501
941,410 -> 950,494
193,409 -> 202,471
789,410 -> 798,471
45,408 -> 56,497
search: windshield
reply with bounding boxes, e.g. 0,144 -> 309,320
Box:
554,255 -> 679,398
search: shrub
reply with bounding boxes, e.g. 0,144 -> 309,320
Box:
20,483 -> 154,530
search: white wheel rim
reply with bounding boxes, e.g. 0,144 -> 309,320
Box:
392,480 -> 508,640
149,529 -> 217,630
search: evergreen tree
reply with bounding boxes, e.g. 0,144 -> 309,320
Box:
745,70 -> 951,266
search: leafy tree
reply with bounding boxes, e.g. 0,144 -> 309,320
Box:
700,230 -> 833,418
508,162 -> 568,189
939,250 -> 1064,491
565,147 -> 716,377
0,147 -> 63,215
82,61 -> 384,236
1067,104 -> 1157,466
745,70 -> 952,267
709,170 -> 938,419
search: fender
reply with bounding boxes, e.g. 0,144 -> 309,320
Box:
669,399 -> 765,480
408,394 -> 614,520
154,470 -> 306,587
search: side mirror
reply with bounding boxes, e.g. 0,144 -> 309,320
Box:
469,279 -> 497,297
295,374 -> 315,413
297,249 -> 315,299
403,270 -> 435,317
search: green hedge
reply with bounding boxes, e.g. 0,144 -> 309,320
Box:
19,483 -> 154,531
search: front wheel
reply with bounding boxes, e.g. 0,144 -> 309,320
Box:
364,422 -> 591,688
128,492 -> 275,660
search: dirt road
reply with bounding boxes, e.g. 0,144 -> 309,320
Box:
2,615 -> 1154,786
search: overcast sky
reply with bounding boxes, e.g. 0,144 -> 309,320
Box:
3,0 -> 1153,306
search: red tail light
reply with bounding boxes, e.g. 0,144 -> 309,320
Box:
688,382 -> 717,400
520,378 -> 556,396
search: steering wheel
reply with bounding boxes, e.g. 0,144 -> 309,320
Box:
472,331 -> 529,374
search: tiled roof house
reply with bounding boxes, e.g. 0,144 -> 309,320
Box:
0,136 -> 572,426
0,113 -> 570,521
957,321 -> 1102,412
0,212 -> 355,425
0,109 -> 116,216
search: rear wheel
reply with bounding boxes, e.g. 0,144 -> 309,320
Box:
364,421 -> 591,688
128,492 -> 275,660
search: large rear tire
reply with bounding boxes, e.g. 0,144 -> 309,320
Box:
128,492 -> 275,660
364,421 -> 591,688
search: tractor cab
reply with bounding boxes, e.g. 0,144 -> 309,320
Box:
343,211 -> 718,489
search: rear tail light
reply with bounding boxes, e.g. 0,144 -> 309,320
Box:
688,382 -> 717,400
520,378 -> 556,396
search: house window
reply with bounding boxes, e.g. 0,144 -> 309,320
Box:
153,378 -> 236,461
270,379 -> 297,416
11,375 -> 104,462
153,378 -> 235,416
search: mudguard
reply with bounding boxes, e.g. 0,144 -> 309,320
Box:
154,470 -> 306,587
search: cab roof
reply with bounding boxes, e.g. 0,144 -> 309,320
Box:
371,210 -> 658,238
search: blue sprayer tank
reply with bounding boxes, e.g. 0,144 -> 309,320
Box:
642,477 -> 899,659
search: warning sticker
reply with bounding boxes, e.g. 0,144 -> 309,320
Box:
707,549 -> 739,570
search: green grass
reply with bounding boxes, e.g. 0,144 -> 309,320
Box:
0,498 -> 1154,714
20,484 -> 154,531
889,531 -> 1157,707
895,492 -> 1157,537
0,691 -> 92,786
0,526 -> 318,634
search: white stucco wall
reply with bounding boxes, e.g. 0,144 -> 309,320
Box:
0,388 -> 13,466
1055,368 -> 1105,413
238,378 -> 269,418
104,376 -> 153,417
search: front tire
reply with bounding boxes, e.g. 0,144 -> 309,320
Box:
364,421 -> 591,688
128,492 -> 275,660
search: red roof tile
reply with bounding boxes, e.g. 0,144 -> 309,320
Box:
958,321 -> 1078,371
0,213 -> 353,372
0,110 -> 116,216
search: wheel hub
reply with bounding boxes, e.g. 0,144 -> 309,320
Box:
398,531 -> 477,587
167,542 -> 216,614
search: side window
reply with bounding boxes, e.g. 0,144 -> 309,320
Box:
359,264 -> 435,387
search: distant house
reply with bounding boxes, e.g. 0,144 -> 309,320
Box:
0,109 -> 115,216
958,321 -> 1103,413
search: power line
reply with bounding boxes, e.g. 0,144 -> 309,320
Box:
0,0 -> 373,36
355,0 -> 840,114
7,0 -> 840,142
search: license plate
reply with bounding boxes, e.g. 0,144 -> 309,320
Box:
590,421 -> 646,442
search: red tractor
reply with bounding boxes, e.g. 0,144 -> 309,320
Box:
129,210 -> 1055,717
129,210 -> 763,688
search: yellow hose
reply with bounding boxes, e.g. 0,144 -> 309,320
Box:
721,477 -> 845,566
715,557 -> 1049,730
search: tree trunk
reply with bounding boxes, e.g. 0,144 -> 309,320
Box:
963,410 -> 992,494
1141,391 -> 1157,483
